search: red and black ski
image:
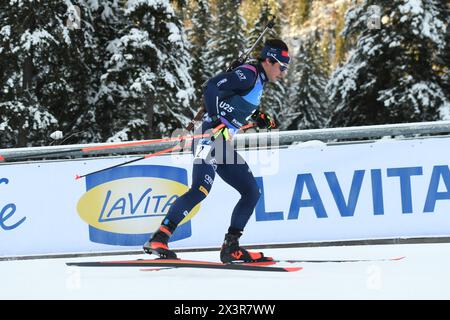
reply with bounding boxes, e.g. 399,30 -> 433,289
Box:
66,258 -> 302,272
273,256 -> 406,263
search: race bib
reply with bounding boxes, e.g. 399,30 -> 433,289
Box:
194,140 -> 212,160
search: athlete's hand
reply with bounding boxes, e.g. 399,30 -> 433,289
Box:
212,126 -> 232,141
252,111 -> 277,129
211,117 -> 238,141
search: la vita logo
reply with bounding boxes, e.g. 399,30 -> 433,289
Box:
77,165 -> 199,245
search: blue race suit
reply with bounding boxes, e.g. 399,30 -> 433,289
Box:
164,63 -> 268,233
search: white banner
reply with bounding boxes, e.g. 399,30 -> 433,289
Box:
1,137 -> 450,256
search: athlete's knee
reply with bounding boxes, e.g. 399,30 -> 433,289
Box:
243,183 -> 261,204
252,186 -> 262,202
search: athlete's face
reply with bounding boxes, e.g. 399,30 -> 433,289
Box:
263,58 -> 288,82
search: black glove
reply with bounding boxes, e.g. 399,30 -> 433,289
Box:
252,111 -> 277,129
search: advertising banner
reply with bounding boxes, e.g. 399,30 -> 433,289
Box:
1,137 -> 450,256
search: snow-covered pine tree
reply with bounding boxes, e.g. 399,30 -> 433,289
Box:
0,0 -> 97,147
0,1 -> 55,147
42,1 -> 100,145
284,0 -> 354,79
437,2 -> 449,115
285,38 -> 328,130
327,0 -> 450,127
207,0 -> 246,73
88,0 -> 125,141
99,0 -> 195,141
186,0 -> 213,102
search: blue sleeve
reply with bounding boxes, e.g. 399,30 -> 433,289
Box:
203,67 -> 257,119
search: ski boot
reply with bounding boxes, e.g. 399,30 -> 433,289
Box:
143,225 -> 177,259
220,232 -> 272,263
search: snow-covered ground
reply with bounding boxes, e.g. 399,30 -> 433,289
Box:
1,242 -> 449,300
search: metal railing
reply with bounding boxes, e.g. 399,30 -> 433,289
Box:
2,120 -> 450,163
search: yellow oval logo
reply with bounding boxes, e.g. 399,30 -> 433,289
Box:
77,177 -> 200,234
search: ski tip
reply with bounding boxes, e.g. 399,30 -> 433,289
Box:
390,256 -> 406,261
75,174 -> 82,180
284,267 -> 303,272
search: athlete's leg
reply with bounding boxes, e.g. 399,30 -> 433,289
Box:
164,159 -> 216,226
216,150 -> 261,232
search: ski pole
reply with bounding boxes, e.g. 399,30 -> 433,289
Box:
81,131 -> 210,152
1,123 -> 256,164
75,124 -> 226,180
0,130 -> 213,162
75,142 -> 192,180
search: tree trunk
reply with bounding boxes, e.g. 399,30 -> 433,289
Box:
17,126 -> 28,147
22,56 -> 34,90
145,93 -> 155,138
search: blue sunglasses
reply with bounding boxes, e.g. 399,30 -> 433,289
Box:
269,54 -> 289,72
